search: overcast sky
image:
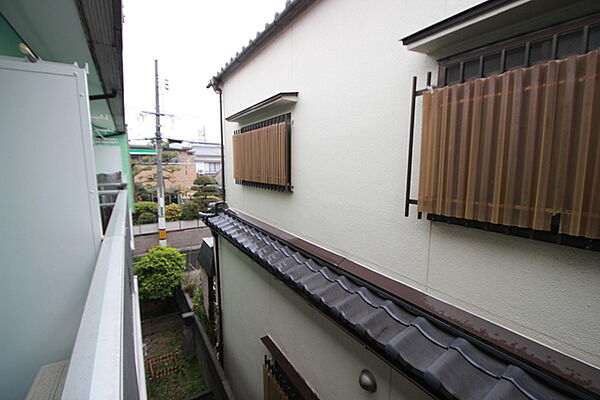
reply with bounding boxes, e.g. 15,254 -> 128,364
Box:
122,0 -> 287,143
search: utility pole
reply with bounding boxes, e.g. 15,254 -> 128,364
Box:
154,59 -> 167,246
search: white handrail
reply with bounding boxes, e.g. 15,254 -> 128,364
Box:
62,191 -> 137,399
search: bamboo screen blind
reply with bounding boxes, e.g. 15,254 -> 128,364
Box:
419,50 -> 600,239
232,120 -> 290,190
263,362 -> 291,400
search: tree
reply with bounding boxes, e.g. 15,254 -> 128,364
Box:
190,175 -> 222,211
130,146 -> 182,201
134,246 -> 186,301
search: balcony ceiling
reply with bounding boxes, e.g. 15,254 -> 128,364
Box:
1,0 -> 124,133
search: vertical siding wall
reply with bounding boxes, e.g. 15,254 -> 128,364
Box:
220,0 -> 600,370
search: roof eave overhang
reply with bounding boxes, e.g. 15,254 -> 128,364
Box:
75,0 -> 125,133
207,0 -> 317,89
207,208 -> 600,399
225,92 -> 298,122
401,0 -> 600,59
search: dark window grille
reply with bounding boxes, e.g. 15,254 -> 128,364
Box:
438,13 -> 600,86
233,113 -> 292,192
263,356 -> 302,400
404,15 -> 600,251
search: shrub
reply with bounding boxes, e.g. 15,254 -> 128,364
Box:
181,201 -> 203,220
194,175 -> 217,186
137,212 -> 156,224
198,185 -> 220,195
165,203 -> 182,221
134,246 -> 186,301
192,286 -> 209,330
133,201 -> 157,224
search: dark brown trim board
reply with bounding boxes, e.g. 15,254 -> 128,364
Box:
261,336 -> 319,400
226,92 -> 298,122
401,0 -> 519,45
223,208 -> 600,397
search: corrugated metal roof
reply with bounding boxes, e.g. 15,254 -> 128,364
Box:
75,0 -> 125,133
207,212 -> 593,400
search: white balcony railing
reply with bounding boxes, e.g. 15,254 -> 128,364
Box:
61,191 -> 146,399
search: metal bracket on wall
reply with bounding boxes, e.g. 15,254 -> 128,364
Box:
404,71 -> 435,219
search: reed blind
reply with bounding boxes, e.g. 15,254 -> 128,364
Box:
232,120 -> 290,189
263,363 -> 290,400
419,50 -> 600,239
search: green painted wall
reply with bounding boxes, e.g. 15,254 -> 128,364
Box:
0,13 -> 26,57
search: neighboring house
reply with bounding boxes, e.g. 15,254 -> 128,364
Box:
205,1 -> 600,399
0,2 -> 145,399
130,142 -> 198,197
193,141 -> 222,177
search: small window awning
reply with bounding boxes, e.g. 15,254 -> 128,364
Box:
225,92 -> 298,123
401,0 -> 600,59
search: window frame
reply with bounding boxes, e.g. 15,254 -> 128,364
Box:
438,12 -> 600,86
422,14 -> 600,251
233,113 -> 292,192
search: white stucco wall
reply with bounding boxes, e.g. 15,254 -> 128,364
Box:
219,239 -> 432,400
219,0 -> 600,370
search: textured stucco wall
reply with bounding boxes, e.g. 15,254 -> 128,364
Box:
219,0 -> 600,369
219,239 -> 432,400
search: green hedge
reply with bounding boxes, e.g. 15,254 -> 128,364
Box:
134,246 -> 186,301
181,201 -> 202,220
137,212 -> 156,224
133,201 -> 157,224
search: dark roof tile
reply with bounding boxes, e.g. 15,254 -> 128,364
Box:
207,212 -> 586,399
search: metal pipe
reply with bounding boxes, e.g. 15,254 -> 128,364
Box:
89,90 -> 117,101
213,233 -> 224,367
217,87 -> 226,201
98,190 -> 120,196
405,76 -> 417,217
207,78 -> 226,201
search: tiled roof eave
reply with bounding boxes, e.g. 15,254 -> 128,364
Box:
207,0 -> 317,88
207,212 -> 594,400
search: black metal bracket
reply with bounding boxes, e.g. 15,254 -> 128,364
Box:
89,90 -> 117,101
405,72 -> 435,219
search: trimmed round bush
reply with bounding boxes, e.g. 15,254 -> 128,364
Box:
133,201 -> 157,224
181,201 -> 202,220
134,246 -> 186,301
194,175 -> 217,186
137,212 -> 156,224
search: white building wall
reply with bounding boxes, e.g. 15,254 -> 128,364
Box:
94,141 -> 122,174
220,0 -> 600,372
0,58 -> 102,399
219,239 -> 432,400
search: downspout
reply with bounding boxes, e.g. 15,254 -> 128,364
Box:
213,231 -> 225,367
200,204 -> 226,367
209,78 -> 226,201
207,78 -> 226,366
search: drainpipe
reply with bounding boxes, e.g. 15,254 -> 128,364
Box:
199,202 -> 226,366
208,78 -> 226,201
206,78 -> 226,366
